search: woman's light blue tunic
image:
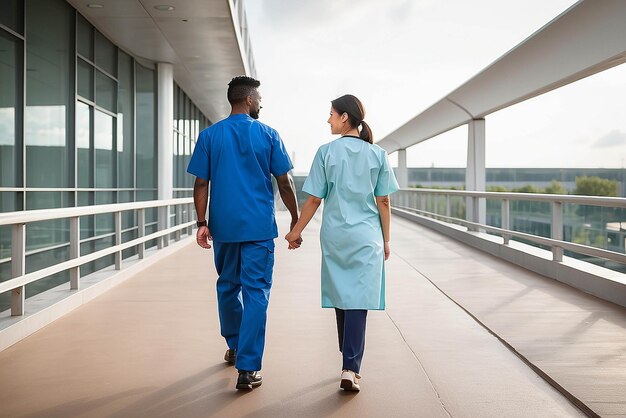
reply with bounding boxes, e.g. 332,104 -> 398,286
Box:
302,136 -> 400,310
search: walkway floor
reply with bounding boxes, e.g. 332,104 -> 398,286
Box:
1,211 -> 622,417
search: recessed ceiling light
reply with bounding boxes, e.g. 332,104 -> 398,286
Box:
87,3 -> 104,8
154,5 -> 175,11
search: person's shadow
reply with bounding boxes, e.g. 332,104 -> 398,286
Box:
20,363 -> 233,418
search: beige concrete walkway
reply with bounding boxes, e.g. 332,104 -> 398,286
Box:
0,212 -> 599,417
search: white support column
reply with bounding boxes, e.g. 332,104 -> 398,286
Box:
466,119 -> 486,230
397,149 -> 408,188
157,62 -> 174,201
157,63 -> 174,247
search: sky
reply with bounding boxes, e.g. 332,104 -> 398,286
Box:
244,0 -> 626,173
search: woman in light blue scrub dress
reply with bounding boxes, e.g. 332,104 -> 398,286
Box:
285,94 -> 399,391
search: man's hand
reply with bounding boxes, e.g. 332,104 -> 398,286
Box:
196,226 -> 212,249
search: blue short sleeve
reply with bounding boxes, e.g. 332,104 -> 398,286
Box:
302,148 -> 328,199
374,151 -> 400,196
187,131 -> 210,181
270,131 -> 293,176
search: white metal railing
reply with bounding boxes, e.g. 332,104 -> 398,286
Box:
393,188 -> 626,266
0,198 -> 195,317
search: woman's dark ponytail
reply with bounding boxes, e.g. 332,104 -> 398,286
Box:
359,120 -> 373,144
331,94 -> 373,144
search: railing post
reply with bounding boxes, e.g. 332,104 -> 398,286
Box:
501,199 -> 510,245
138,208 -> 145,259
115,211 -> 122,270
11,223 -> 25,316
446,195 -> 451,218
552,201 -> 563,261
175,204 -> 182,241
70,216 -> 80,289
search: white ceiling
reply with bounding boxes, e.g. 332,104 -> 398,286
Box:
67,0 -> 252,122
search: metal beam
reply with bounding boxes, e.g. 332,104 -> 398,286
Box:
378,0 -> 626,153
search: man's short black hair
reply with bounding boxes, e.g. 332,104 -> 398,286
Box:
227,76 -> 261,104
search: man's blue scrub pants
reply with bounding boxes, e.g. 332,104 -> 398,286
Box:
213,240 -> 274,372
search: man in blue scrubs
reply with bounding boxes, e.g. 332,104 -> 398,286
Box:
187,76 -> 299,390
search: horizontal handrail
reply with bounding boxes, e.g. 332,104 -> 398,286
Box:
1,198 -> 196,317
397,188 -> 626,208
0,220 -> 194,294
0,198 -> 193,226
394,205 -> 626,265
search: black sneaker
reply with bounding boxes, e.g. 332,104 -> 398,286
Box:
236,371 -> 262,390
224,349 -> 236,365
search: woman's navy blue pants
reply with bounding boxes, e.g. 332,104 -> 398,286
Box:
335,308 -> 368,373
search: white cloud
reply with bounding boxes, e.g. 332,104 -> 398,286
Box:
595,130 -> 626,148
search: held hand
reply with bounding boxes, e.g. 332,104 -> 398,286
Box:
384,242 -> 390,260
196,226 -> 212,249
289,219 -> 303,244
285,230 -> 302,250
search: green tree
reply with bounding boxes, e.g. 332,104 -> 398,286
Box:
512,184 -> 539,194
543,180 -> 567,195
487,185 -> 509,192
573,176 -> 618,197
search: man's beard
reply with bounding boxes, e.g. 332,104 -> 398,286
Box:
249,109 -> 260,119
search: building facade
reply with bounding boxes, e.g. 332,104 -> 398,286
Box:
0,0 -> 255,310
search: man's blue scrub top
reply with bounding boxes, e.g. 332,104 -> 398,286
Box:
187,113 -> 293,243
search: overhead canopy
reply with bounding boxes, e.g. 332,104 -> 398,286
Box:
377,0 -> 626,153
67,0 -> 256,122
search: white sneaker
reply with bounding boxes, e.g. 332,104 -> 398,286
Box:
340,369 -> 361,391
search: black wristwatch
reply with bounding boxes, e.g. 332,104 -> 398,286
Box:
196,219 -> 207,228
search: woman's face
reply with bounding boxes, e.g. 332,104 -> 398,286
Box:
327,107 -> 347,135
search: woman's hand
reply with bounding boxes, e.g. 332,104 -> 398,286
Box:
196,226 -> 212,249
285,230 -> 302,250
384,242 -> 390,260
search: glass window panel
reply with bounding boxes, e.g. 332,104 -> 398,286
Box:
0,192 -> 20,213
117,51 -> 133,188
76,13 -> 94,61
95,191 -> 114,236
25,259 -> 70,299
118,191 -> 135,230
184,96 -> 191,137
96,70 -> 116,112
26,191 -> 72,210
178,87 -> 184,132
0,0 -> 24,35
136,64 -> 155,188
95,30 -> 116,77
121,229 -> 138,260
94,110 -> 114,188
78,191 -> 94,240
77,58 -> 94,101
25,0 -> 73,188
76,101 -> 92,187
0,225 -> 10,260
25,217 -> 70,255
0,31 -> 20,187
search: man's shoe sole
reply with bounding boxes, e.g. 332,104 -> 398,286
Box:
236,381 -> 262,390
